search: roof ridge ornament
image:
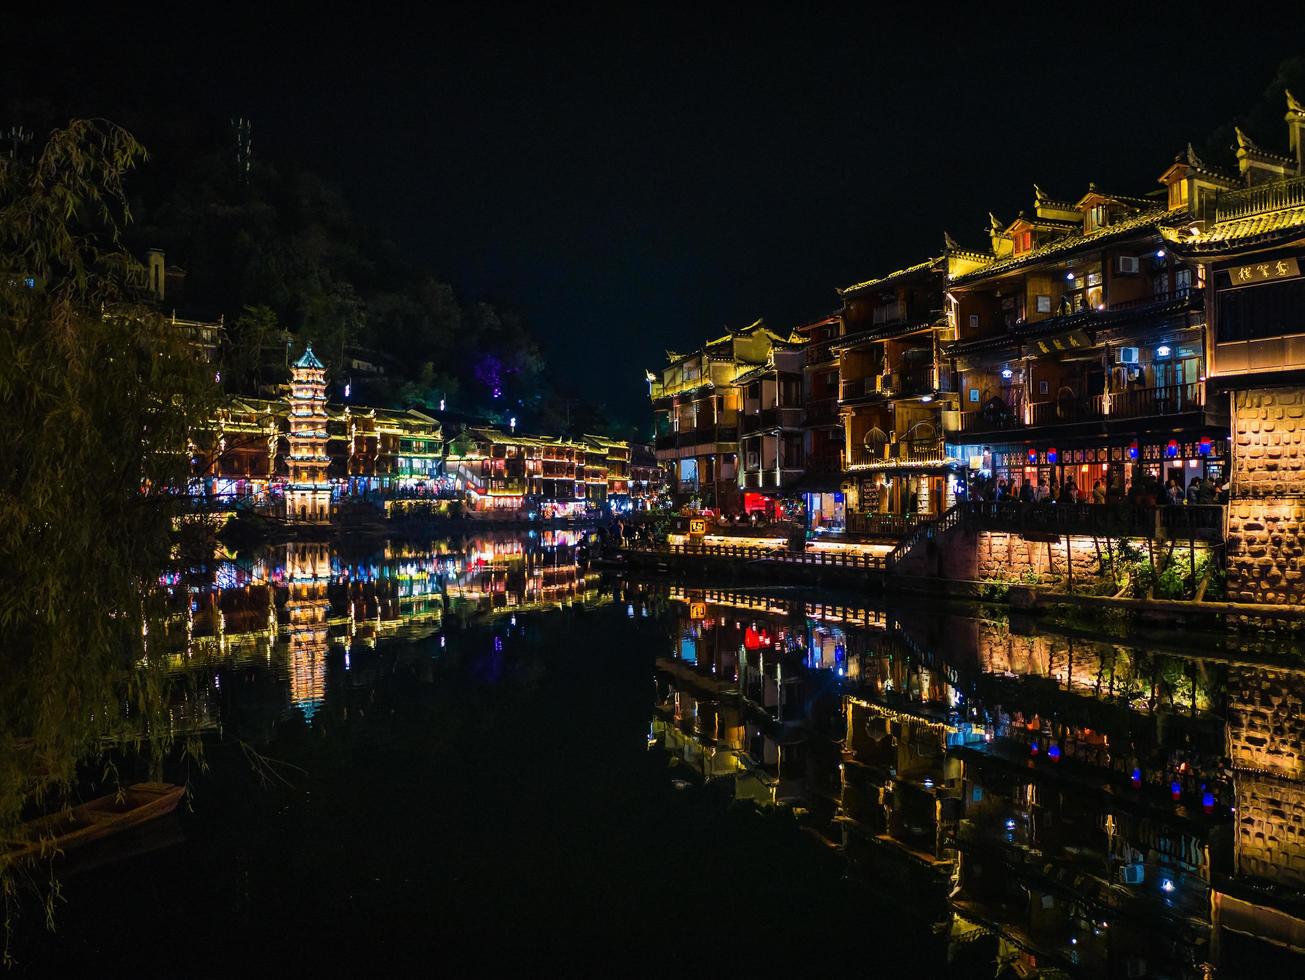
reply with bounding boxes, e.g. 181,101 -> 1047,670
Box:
1287,89 -> 1305,116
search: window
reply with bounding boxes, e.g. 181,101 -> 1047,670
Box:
746,452 -> 760,469
1039,381 -> 1050,395
1168,179 -> 1189,210
1216,277 -> 1305,343
1035,295 -> 1052,314
1175,267 -> 1192,293
969,388 -> 981,403
968,313 -> 980,330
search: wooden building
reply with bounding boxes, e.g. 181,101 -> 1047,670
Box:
649,319 -> 803,515
1164,92 -> 1305,614
944,177 -> 1227,499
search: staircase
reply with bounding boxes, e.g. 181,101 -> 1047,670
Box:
886,505 -> 961,573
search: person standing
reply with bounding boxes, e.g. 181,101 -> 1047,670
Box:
1019,479 -> 1035,504
1092,479 -> 1106,504
1186,476 -> 1202,505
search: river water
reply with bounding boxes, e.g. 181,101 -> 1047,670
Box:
11,530 -> 1305,977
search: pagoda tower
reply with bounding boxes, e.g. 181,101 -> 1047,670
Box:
284,541 -> 330,721
286,345 -> 332,524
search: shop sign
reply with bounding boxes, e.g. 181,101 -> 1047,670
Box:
1029,329 -> 1092,356
1226,256 -> 1300,287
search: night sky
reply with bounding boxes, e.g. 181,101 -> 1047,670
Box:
9,9 -> 1305,419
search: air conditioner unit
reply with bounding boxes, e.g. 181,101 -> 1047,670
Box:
1117,346 -> 1140,365
1117,255 -> 1141,274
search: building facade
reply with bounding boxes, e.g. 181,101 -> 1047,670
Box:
649,319 -> 803,515
1166,92 -> 1305,606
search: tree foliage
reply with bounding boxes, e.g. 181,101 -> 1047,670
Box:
0,120 -> 216,957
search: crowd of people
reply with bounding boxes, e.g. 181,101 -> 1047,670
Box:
974,468 -> 1227,507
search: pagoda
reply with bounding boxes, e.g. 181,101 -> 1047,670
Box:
286,345 -> 332,523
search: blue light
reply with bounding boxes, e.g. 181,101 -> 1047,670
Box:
1005,818 -> 1017,831
1161,879 -> 1176,894
1047,744 -> 1061,761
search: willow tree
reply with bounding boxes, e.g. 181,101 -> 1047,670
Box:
0,120 -> 217,954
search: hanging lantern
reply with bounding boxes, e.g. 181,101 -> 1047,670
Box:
1047,447 -> 1058,464
1128,441 -> 1139,461
1165,439 -> 1179,459
1198,437 -> 1212,456
1170,780 -> 1182,800
1027,448 -> 1038,464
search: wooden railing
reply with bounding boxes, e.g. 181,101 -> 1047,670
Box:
1215,174 -> 1305,222
847,439 -> 947,468
846,512 -> 919,537
625,541 -> 886,571
879,504 -> 961,567
962,383 -> 1204,433
959,501 -> 1224,539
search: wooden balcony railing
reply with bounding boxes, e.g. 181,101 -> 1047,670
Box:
848,439 -> 946,468
959,383 -> 1205,433
1215,174 -> 1305,222
804,396 -> 839,425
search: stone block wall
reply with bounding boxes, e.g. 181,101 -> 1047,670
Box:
1228,386 -> 1305,605
973,532 -> 1102,583
1228,665 -> 1305,890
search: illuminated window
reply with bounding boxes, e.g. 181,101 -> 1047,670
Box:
1168,179 -> 1189,210
1035,295 -> 1052,314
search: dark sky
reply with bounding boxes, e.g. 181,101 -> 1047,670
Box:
10,8 -> 1305,419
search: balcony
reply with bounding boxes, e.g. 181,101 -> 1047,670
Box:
804,396 -> 840,426
840,375 -> 889,401
739,468 -> 804,490
655,426 -> 740,454
1215,174 -> 1305,222
740,405 -> 805,433
959,382 -> 1205,434
805,337 -> 841,366
847,438 -> 947,468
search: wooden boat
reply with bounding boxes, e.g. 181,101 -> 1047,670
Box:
1,782 -> 185,866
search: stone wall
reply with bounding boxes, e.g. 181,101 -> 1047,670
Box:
1228,386 -> 1305,605
1228,665 -> 1305,890
972,531 -> 1101,583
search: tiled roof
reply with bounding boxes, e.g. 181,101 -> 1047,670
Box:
837,257 -> 940,298
949,206 -> 1186,287
832,318 -> 944,351
944,293 -> 1197,359
1161,204 -> 1305,255
294,345 -> 324,369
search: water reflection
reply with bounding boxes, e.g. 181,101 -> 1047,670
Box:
18,532 -> 1305,977
637,582 -> 1305,977
161,531 -> 601,725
